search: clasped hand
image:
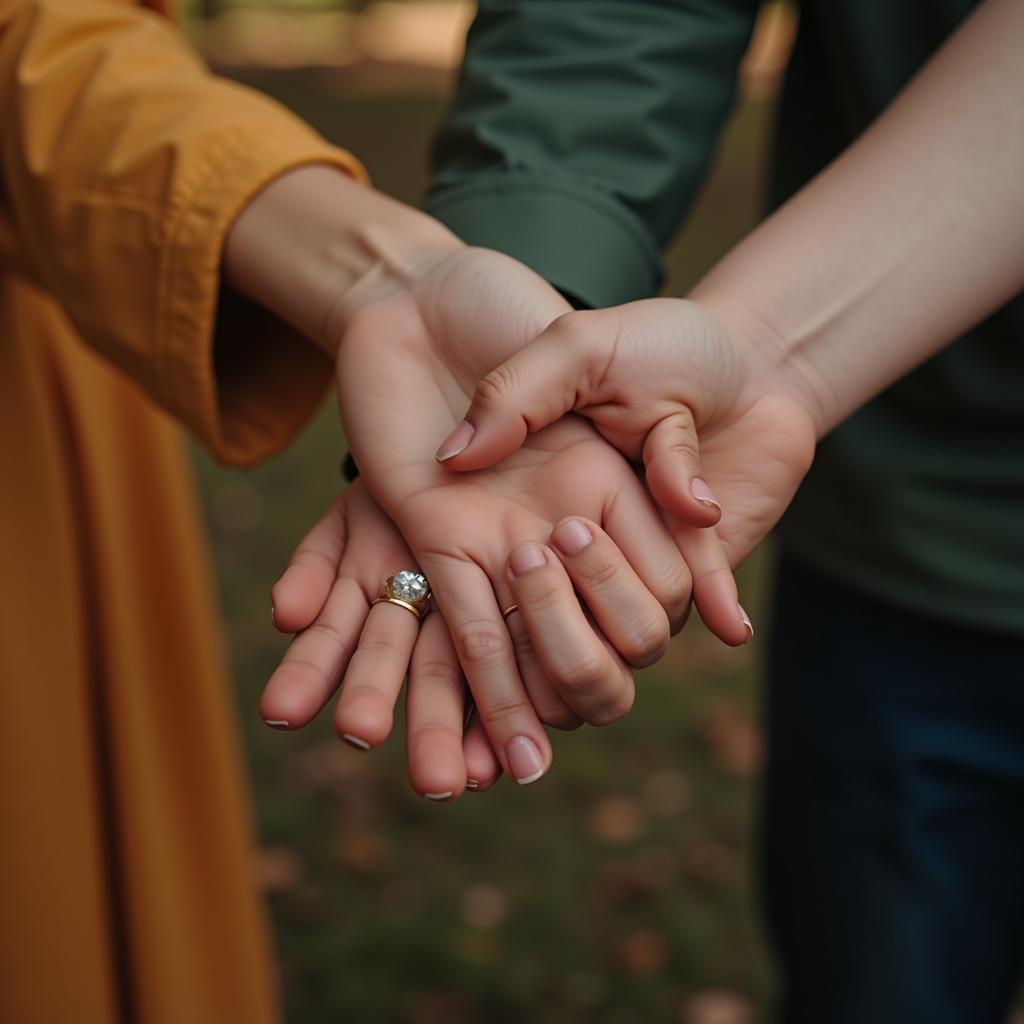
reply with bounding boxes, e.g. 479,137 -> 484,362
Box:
261,248 -> 816,799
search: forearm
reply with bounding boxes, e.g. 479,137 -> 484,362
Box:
224,165 -> 463,358
692,0 -> 1024,436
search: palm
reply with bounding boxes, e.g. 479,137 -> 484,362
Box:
336,247 -> 585,518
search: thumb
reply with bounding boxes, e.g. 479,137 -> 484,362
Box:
642,410 -> 722,528
434,314 -> 594,471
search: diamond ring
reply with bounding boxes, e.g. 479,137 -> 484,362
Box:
371,570 -> 432,621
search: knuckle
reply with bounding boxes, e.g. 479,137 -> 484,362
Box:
589,684 -> 636,727
573,553 -> 621,590
476,364 -> 517,411
654,562 -> 693,619
550,651 -> 609,698
619,615 -> 671,668
477,694 -> 529,729
303,621 -> 355,660
538,704 -> 583,731
454,624 -> 509,667
411,655 -> 462,691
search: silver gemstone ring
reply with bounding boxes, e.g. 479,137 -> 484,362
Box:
371,570 -> 432,621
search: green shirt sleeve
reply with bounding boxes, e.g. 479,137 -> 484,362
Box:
424,0 -> 759,307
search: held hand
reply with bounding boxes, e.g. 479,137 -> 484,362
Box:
433,298 -> 817,568
333,250 -> 752,784
261,481 -> 502,798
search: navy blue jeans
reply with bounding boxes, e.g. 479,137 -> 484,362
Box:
763,554 -> 1024,1024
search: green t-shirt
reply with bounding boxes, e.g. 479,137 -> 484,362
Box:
424,0 -> 1024,637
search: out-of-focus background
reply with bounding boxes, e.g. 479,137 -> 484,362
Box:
186,3 -> 797,1021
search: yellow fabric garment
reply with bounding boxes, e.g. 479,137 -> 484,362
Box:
0,2 -> 365,1020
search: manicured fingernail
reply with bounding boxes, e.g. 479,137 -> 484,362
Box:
506,736 -> 546,785
465,779 -> 480,790
551,519 -> 593,557
342,733 -> 371,751
691,477 -> 721,510
424,791 -> 454,801
739,605 -> 754,639
264,719 -> 290,730
436,420 -> 475,462
508,543 -> 547,578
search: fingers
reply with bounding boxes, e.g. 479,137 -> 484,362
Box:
404,611 -> 472,800
434,312 -> 598,471
548,518 -> 670,669
462,708 -> 503,792
670,522 -> 753,647
506,543 -> 635,726
260,575 -> 368,730
271,496 -> 347,633
602,485 -> 694,635
418,554 -> 553,785
642,411 -> 722,529
332,598 -> 420,748
503,608 -> 583,730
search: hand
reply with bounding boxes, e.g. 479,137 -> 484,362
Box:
261,480 -> 502,799
333,249 -> 753,786
432,297 -> 817,568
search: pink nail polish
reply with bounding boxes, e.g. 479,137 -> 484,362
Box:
436,420 -> 475,462
551,519 -> 593,557
691,477 -> 721,510
506,736 -> 546,785
508,543 -> 547,577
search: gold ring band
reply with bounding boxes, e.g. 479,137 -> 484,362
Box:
501,603 -> 519,620
371,595 -> 426,621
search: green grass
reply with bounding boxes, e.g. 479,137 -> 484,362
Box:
191,75 -> 777,1023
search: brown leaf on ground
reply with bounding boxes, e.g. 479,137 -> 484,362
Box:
334,828 -> 389,874
252,844 -> 304,893
699,697 -> 763,777
459,884 -> 508,930
681,989 -> 757,1024
644,770 -> 693,816
616,928 -> 669,976
588,796 -> 647,843
682,837 -> 734,886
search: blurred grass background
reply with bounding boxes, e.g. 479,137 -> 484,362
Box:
188,3 -> 793,1021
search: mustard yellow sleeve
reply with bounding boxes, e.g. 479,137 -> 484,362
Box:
0,0 -> 367,464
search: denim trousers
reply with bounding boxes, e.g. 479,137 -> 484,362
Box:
763,553 -> 1024,1023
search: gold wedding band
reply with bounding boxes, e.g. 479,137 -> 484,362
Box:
371,571 -> 431,622
501,603 -> 519,621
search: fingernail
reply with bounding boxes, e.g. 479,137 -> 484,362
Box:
551,519 -> 593,557
424,791 -> 454,801
436,420 -> 475,462
270,606 -> 276,627
465,779 -> 480,790
264,719 -> 290,730
342,733 -> 371,751
691,477 -> 721,510
506,736 -> 546,785
739,605 -> 754,639
508,543 -> 547,578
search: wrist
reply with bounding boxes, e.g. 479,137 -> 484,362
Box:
690,289 -> 831,440
224,165 -> 463,359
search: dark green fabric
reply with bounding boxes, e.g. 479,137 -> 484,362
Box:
425,0 -> 1024,636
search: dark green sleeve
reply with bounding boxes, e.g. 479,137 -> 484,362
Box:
424,0 -> 759,307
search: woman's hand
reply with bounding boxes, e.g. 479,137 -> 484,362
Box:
332,249 -> 753,786
432,297 -> 817,569
261,481 -> 502,799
